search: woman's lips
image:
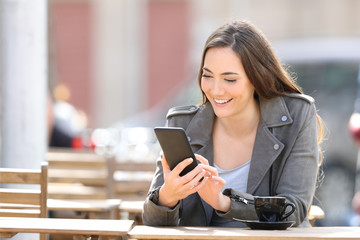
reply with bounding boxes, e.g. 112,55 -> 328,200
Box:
213,98 -> 232,105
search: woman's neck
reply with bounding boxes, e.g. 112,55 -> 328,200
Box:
214,100 -> 260,138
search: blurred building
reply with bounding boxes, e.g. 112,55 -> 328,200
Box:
48,0 -> 360,128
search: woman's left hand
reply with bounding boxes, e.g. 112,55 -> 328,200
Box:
195,154 -> 231,212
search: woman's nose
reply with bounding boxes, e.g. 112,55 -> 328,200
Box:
211,80 -> 225,95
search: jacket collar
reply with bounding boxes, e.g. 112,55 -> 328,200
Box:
185,102 -> 215,148
259,96 -> 293,127
185,96 -> 293,195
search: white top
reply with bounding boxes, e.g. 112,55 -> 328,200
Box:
214,160 -> 251,192
210,160 -> 251,227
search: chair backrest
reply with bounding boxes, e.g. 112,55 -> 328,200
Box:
47,149 -> 111,199
47,148 -> 156,201
0,162 -> 48,218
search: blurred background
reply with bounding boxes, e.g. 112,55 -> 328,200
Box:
1,0 -> 360,227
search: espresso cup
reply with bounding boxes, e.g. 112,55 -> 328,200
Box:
254,196 -> 296,222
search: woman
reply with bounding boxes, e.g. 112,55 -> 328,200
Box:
143,20 -> 323,227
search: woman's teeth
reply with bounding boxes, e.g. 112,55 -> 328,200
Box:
214,98 -> 231,104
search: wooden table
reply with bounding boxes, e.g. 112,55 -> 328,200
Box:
0,217 -> 134,240
48,199 -> 121,219
128,226 -> 360,240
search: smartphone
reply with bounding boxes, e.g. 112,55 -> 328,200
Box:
154,127 -> 198,176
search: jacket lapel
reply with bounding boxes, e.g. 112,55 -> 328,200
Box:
246,121 -> 284,194
186,103 -> 215,165
247,96 -> 292,195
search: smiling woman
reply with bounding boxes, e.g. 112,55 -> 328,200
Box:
143,20 -> 324,228
201,47 -> 257,122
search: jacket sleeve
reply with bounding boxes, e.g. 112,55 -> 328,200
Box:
217,101 -> 319,227
274,102 -> 319,226
142,154 -> 181,226
142,105 -> 199,226
216,189 -> 258,220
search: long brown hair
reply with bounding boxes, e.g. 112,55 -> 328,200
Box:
197,20 -> 302,102
197,20 -> 324,163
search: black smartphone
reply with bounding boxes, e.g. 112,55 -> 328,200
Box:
154,127 -> 198,176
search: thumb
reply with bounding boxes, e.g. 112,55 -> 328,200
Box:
195,154 -> 209,165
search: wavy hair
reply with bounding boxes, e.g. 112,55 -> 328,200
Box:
197,20 -> 324,166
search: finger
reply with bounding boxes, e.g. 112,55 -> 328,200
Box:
182,161 -> 214,184
194,154 -> 218,176
195,154 -> 209,165
201,164 -> 219,176
191,176 -> 209,191
211,175 -> 226,188
185,169 -> 206,189
161,155 -> 171,171
193,169 -> 206,183
172,158 -> 193,176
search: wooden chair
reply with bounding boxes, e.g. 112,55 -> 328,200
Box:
47,147 -> 155,201
0,162 -> 48,240
46,149 -> 117,240
47,148 -> 155,226
110,160 -> 155,225
46,149 -> 112,200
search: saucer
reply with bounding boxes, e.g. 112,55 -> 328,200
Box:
233,219 -> 295,230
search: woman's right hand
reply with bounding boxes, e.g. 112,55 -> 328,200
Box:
158,156 -> 209,208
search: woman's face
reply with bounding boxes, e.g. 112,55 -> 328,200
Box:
201,47 -> 256,119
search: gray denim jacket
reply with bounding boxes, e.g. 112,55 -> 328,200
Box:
143,93 -> 320,227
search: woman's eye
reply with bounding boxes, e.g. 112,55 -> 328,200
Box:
202,74 -> 211,78
225,79 -> 237,82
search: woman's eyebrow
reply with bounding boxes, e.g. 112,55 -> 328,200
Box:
203,67 -> 239,76
203,67 -> 212,73
222,72 -> 239,75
